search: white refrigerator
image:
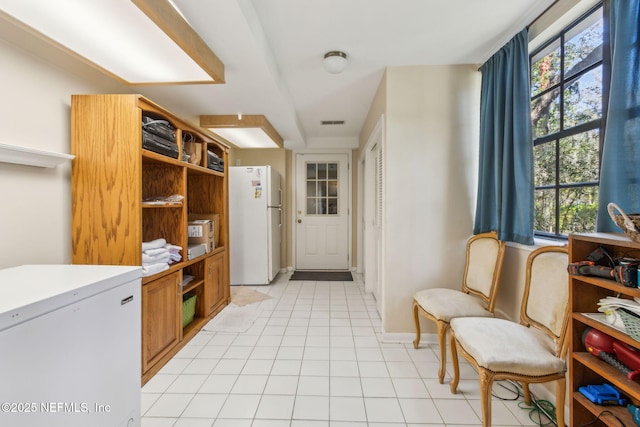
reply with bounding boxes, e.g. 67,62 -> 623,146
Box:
229,165 -> 282,285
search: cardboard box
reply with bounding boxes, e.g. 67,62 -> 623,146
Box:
188,213 -> 220,248
188,219 -> 214,253
187,243 -> 207,260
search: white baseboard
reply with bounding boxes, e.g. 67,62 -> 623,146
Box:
380,331 -> 438,345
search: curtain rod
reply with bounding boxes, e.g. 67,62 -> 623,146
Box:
527,0 -> 560,30
478,0 -> 561,70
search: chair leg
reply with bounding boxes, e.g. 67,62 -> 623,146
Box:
478,368 -> 495,427
436,321 -> 448,384
522,382 -> 531,405
412,300 -> 421,349
449,332 -> 460,394
556,377 -> 566,427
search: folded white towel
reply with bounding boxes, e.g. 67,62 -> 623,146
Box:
142,238 -> 167,252
142,252 -> 171,265
142,263 -> 169,277
143,247 -> 169,257
165,244 -> 182,252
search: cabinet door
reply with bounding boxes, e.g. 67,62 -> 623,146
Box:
205,253 -> 225,315
142,271 -> 181,373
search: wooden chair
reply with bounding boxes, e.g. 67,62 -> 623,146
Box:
449,245 -> 569,427
412,231 -> 506,384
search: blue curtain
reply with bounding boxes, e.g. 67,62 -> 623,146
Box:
597,0 -> 640,231
474,29 -> 534,245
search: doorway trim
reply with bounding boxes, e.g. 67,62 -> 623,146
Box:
292,148 -> 353,271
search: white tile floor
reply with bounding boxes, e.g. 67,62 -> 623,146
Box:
141,273 -> 547,427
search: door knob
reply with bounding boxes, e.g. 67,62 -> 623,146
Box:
297,219 -> 302,223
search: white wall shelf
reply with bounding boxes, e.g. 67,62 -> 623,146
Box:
0,143 -> 74,168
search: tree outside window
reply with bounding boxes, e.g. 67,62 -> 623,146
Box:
530,4 -> 606,238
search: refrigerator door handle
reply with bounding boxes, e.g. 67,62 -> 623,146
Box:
278,207 -> 282,227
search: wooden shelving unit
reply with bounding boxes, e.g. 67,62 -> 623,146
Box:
70,94 -> 230,384
569,232 -> 640,426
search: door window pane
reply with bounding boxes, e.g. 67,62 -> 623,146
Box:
328,181 -> 338,197
317,181 -> 327,197
328,198 -> 338,214
318,199 -> 327,215
328,163 -> 338,179
307,164 -> 316,179
318,163 -> 327,179
305,162 -> 339,215
307,181 -> 316,197
306,198 -> 316,214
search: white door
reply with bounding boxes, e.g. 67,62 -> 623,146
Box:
295,153 -> 349,270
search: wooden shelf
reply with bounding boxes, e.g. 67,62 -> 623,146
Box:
573,393 -> 633,426
143,149 -> 225,177
182,279 -> 204,295
71,94 -> 231,385
569,233 -> 640,426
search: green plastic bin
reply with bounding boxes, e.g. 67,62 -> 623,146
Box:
182,293 -> 197,328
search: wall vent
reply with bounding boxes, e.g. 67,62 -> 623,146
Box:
321,120 -> 345,125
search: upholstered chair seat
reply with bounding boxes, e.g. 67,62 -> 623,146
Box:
450,317 -> 565,377
412,231 -> 505,384
413,289 -> 495,322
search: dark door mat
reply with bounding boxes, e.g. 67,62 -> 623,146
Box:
290,271 -> 353,281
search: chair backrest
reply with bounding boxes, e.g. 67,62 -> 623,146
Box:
462,231 -> 506,312
520,245 -> 570,358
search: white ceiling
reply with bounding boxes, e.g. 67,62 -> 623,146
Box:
6,0 -> 557,150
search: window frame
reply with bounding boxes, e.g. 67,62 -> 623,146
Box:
530,1 -> 610,240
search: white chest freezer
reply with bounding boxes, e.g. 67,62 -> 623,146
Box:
0,264 -> 142,427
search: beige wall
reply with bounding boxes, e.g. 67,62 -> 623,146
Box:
356,65 -> 482,335
385,65 -> 482,334
0,22 -> 134,270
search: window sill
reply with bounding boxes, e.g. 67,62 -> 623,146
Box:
505,237 -> 568,251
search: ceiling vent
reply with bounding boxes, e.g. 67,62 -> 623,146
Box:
321,120 -> 345,125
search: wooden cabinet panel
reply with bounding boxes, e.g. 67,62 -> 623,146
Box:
205,252 -> 225,315
142,271 -> 181,373
71,95 -> 142,266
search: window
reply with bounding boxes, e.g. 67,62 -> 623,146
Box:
305,162 -> 339,215
530,3 -> 608,238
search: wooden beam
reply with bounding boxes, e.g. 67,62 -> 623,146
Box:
200,115 -> 284,148
132,0 -> 225,84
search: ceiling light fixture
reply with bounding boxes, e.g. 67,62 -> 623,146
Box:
200,115 -> 284,149
0,0 -> 224,84
323,51 -> 348,74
